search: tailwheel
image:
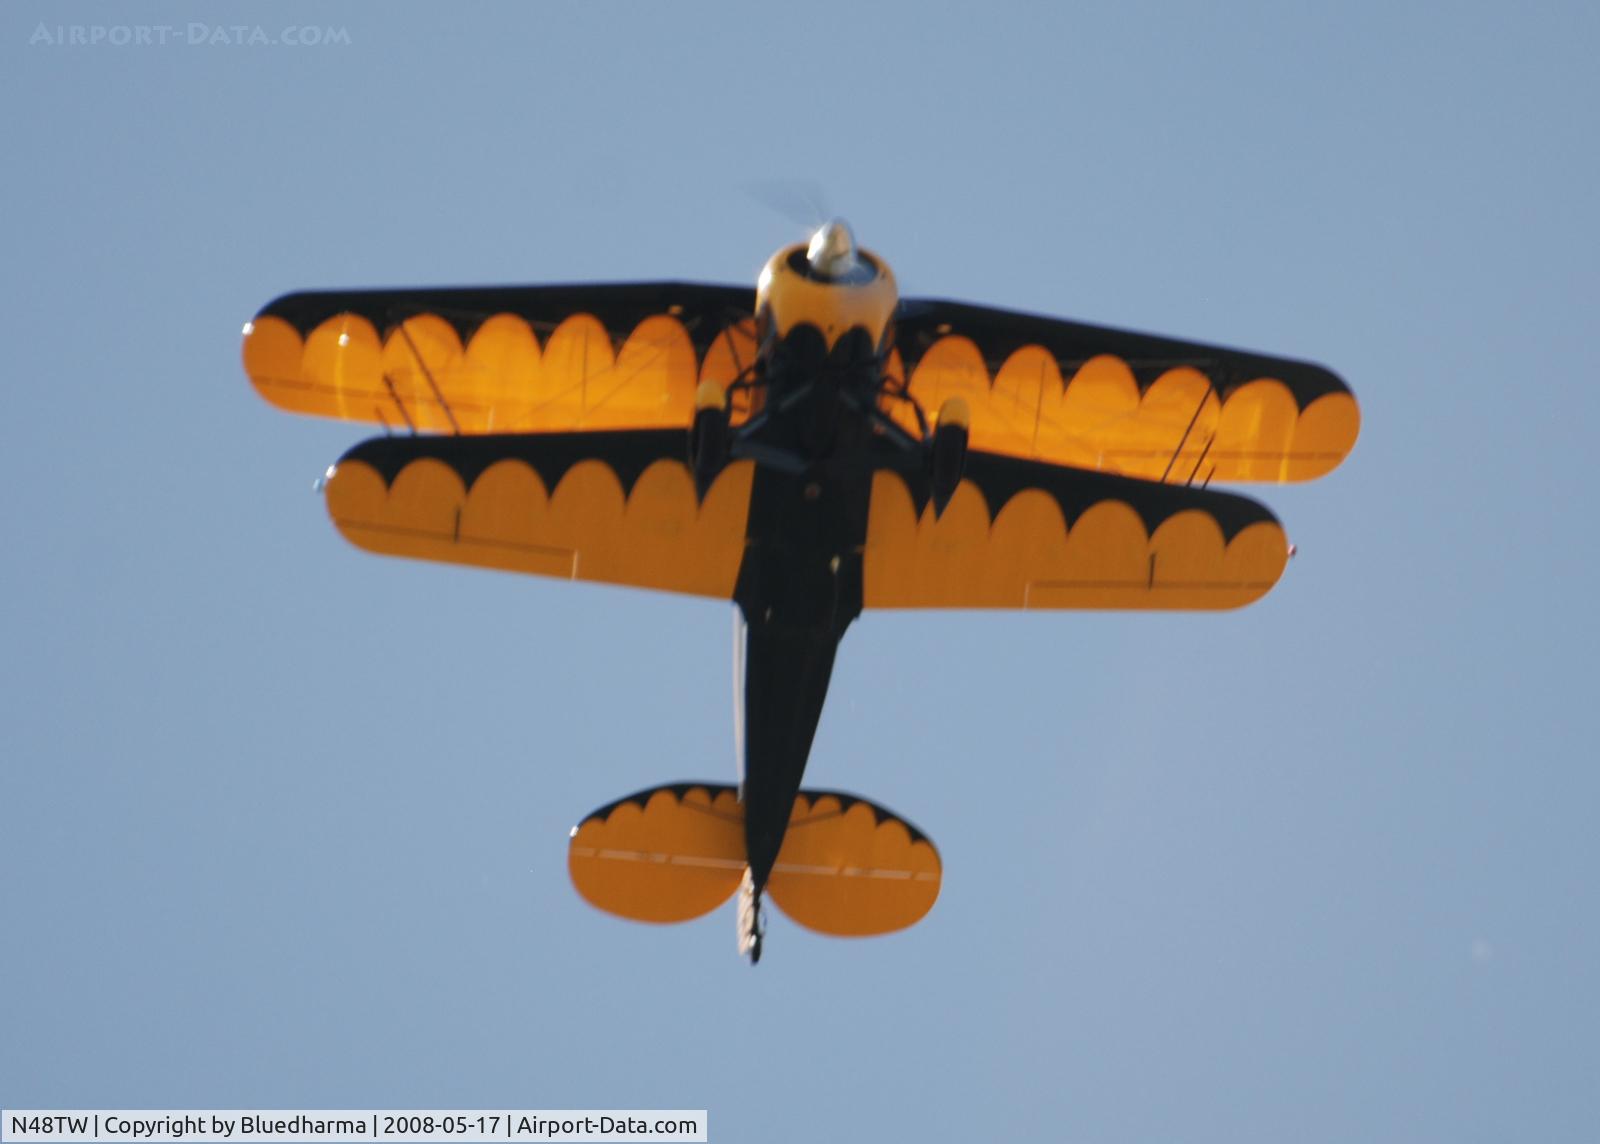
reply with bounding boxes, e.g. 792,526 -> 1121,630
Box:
690,380 -> 730,497
737,868 -> 766,965
929,397 -> 970,515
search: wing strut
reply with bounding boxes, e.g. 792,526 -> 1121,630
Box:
380,373 -> 417,435
1185,433 -> 1215,487
1159,389 -> 1213,484
396,320 -> 462,435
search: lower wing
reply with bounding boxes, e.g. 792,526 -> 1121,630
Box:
321,431 -> 1289,610
322,430 -> 754,600
864,449 -> 1290,610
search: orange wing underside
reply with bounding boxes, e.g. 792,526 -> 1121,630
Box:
320,443 -> 1284,610
884,337 -> 1359,483
249,289 -> 1320,610
324,455 -> 755,600
244,297 -> 1355,485
568,785 -> 941,937
322,452 -> 1284,611
862,470 -> 1288,610
244,310 -> 760,433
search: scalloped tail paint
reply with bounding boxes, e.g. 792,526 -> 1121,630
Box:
569,784 -> 942,936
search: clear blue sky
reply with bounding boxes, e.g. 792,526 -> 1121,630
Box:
3,3 -> 1597,1141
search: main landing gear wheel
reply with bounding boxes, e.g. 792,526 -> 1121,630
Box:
929,396 -> 970,515
690,380 -> 730,496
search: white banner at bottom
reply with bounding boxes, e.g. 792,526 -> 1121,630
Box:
0,1112 -> 707,1143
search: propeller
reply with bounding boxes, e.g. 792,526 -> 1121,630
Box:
742,178 -> 833,235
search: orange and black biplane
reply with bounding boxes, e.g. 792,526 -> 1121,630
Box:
244,221 -> 1357,962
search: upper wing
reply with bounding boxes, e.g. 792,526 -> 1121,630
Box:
888,299 -> 1358,483
242,282 -> 757,433
323,430 -> 754,600
865,450 -> 1289,610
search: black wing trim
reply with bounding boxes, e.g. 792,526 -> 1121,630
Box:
261,281 -> 753,349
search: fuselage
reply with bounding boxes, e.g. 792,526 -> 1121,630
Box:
732,223 -> 900,890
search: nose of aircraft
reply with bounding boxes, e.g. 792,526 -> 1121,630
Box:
806,218 -> 858,277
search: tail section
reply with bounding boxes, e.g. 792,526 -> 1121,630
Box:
567,783 -> 941,954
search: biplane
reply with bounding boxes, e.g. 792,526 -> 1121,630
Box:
243,220 -> 1358,962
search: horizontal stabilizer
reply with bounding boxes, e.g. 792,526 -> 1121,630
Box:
766,790 -> 941,937
568,784 -> 745,924
568,785 -> 942,936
